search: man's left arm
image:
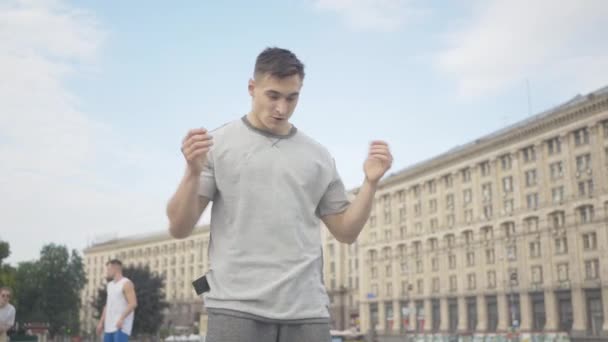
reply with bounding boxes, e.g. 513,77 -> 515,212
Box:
117,281 -> 138,328
322,140 -> 392,244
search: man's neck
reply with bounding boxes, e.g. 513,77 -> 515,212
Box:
113,274 -> 123,282
246,112 -> 292,136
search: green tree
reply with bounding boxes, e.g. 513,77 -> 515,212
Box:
14,244 -> 87,337
0,240 -> 16,301
93,265 -> 168,337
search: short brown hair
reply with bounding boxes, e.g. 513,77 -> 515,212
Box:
106,259 -> 123,267
254,47 -> 305,80
0,287 -> 11,294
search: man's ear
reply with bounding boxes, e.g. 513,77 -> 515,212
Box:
248,78 -> 255,97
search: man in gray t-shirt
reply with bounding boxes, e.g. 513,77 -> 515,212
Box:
167,47 -> 393,342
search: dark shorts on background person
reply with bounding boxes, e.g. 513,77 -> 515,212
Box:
104,330 -> 129,342
206,311 -> 331,342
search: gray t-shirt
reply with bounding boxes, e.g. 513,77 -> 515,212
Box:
199,116 -> 350,321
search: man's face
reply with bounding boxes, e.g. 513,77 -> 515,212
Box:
248,73 -> 302,135
105,264 -> 116,281
0,290 -> 10,306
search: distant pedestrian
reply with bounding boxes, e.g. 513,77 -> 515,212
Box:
0,287 -> 15,342
96,260 -> 137,342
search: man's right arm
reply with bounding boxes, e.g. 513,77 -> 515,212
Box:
167,128 -> 214,239
167,169 -> 210,239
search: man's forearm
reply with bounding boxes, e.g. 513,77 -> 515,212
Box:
336,179 -> 378,242
167,168 -> 202,238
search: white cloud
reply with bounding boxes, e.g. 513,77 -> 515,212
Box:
0,0 -> 171,264
312,0 -> 423,32
436,0 -> 608,98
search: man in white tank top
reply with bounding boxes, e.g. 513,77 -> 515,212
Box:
97,259 -> 138,342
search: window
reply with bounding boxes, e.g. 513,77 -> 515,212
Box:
416,259 -> 423,274
486,249 -> 495,264
467,274 -> 476,290
330,279 -> 336,290
501,154 -> 512,170
550,162 -> 564,180
370,232 -> 377,242
578,180 -> 594,197
557,263 -> 569,282
526,193 -> 539,210
447,214 -> 455,228
429,238 -> 439,251
400,226 -> 407,239
446,235 -> 456,248
417,279 -> 424,294
398,190 -> 406,203
465,209 -> 473,224
552,235 -> 567,254
585,259 -> 599,280
449,275 -> 457,292
525,170 -> 537,187
414,202 -> 421,216
444,174 -> 454,188
430,199 -> 437,213
481,161 -> 491,176
531,266 -> 543,284
399,207 -> 406,223
547,137 -> 561,155
432,257 -> 439,271
503,222 -> 516,237
504,199 -> 514,214
506,245 -> 517,261
448,254 -> 456,269
523,146 -> 536,163
432,278 -> 440,293
446,194 -> 455,210
552,186 -> 564,204
386,264 -> 392,277
385,229 -> 392,241
467,252 -> 475,267
573,127 -> 589,146
550,211 -> 565,229
502,176 -> 513,193
483,205 -> 493,219
464,230 -> 474,245
386,283 -> 393,297
463,189 -> 472,204
508,269 -> 518,286
415,222 -> 423,234
583,232 -> 597,250
370,216 -> 377,228
525,217 -> 539,232
413,241 -> 422,255
462,168 -> 471,183
412,185 -> 421,198
529,241 -> 541,258
428,180 -> 437,194
400,262 -> 408,275
482,226 -> 494,240
487,271 -> 496,289
371,266 -> 378,279
482,183 -> 492,202
603,120 -> 608,138
578,205 -> 594,224
576,154 -> 592,172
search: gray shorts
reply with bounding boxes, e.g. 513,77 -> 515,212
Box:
206,311 -> 331,342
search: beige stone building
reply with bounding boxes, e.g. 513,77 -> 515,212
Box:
80,226 -> 211,335
323,86 -> 608,339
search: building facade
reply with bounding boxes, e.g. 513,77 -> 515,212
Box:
323,87 -> 608,340
80,226 -> 211,335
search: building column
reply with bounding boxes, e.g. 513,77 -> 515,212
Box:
544,290 -> 559,331
497,293 -> 509,332
476,295 -> 487,332
424,299 -> 433,332
393,300 -> 402,334
440,297 -> 449,332
458,297 -> 468,332
602,287 -> 608,334
571,288 -> 588,335
408,301 -> 417,332
520,292 -> 533,331
361,302 -> 370,334
378,301 -> 386,332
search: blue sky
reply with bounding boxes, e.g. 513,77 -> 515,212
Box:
2,0 -> 607,264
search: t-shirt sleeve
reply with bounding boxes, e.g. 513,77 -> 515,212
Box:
8,306 -> 15,325
198,148 -> 217,201
316,158 -> 351,217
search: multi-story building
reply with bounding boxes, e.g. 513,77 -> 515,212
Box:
323,86 -> 608,340
80,226 -> 211,335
